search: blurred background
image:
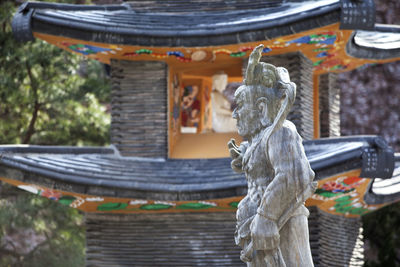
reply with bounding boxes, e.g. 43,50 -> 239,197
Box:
0,0 -> 399,266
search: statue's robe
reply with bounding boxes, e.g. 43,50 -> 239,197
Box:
235,120 -> 314,267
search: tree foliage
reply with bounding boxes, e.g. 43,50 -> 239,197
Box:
362,202 -> 400,267
0,0 -> 110,146
0,0 -> 109,266
0,184 -> 85,267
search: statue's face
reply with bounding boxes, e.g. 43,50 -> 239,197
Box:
232,86 -> 259,138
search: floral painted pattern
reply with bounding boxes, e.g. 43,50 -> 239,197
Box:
61,42 -> 112,55
312,174 -> 379,217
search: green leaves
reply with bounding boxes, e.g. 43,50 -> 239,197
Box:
0,1 -> 110,146
363,202 -> 400,266
0,184 -> 85,267
0,0 -> 109,265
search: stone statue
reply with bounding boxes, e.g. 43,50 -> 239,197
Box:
228,44 -> 316,267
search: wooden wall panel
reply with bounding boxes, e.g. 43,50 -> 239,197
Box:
85,213 -> 243,267
111,60 -> 168,157
308,207 -> 364,267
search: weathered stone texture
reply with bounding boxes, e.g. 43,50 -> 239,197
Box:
244,52 -> 314,140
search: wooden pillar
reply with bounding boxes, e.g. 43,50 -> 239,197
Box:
110,60 -> 168,158
85,212 -> 242,267
244,52 -> 314,140
308,207 -> 364,267
319,73 -> 341,138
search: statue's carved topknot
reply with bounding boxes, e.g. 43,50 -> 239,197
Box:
241,44 -> 297,146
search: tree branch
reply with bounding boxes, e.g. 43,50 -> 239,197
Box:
23,61 -> 41,144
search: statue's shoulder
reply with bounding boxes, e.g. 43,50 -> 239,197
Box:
264,121 -> 305,163
268,120 -> 302,146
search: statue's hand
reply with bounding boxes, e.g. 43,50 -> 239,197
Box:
230,157 -> 243,173
228,139 -> 243,173
250,214 -> 280,250
228,139 -> 240,158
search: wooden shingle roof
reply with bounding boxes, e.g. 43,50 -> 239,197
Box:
13,0 -> 341,46
0,136 -> 396,201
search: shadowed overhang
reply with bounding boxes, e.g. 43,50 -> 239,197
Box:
0,136 -> 395,201
12,0 -> 341,46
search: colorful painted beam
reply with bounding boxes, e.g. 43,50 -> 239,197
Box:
12,1 -> 400,75
2,166 -> 399,218
0,136 -> 397,217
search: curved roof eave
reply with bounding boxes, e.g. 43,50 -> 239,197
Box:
13,0 -> 341,47
364,158 -> 400,205
346,30 -> 400,60
0,136 -> 394,201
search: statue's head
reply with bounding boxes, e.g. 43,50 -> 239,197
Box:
232,45 -> 296,139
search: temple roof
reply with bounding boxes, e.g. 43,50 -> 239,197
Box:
11,0 -> 400,75
13,0 -> 341,46
347,30 -> 400,60
365,159 -> 400,205
0,136 -> 396,201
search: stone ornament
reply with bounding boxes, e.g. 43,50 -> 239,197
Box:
228,44 -> 317,266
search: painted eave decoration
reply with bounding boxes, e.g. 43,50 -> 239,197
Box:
0,136 -> 398,218
12,0 -> 400,75
7,1 -> 400,218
